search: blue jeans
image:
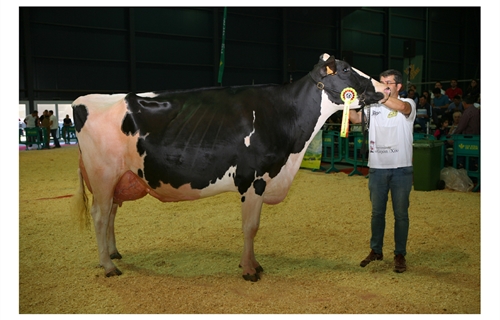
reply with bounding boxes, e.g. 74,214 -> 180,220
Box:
50,129 -> 61,147
368,167 -> 413,256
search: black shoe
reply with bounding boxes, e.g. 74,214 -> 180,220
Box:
393,254 -> 406,273
360,249 -> 383,267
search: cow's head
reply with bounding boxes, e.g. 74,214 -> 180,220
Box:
310,53 -> 385,107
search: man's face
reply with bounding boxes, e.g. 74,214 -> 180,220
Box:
379,75 -> 401,97
450,80 -> 457,88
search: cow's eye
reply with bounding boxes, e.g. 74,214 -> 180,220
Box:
343,67 -> 349,72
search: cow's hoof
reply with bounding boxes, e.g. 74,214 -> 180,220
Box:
242,273 -> 260,282
239,264 -> 264,274
110,252 -> 122,260
105,268 -> 122,277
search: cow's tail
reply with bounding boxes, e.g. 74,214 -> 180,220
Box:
73,167 -> 91,231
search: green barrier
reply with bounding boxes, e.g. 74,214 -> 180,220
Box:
343,131 -> 368,176
319,128 -> 368,176
452,134 -> 480,192
320,131 -> 343,173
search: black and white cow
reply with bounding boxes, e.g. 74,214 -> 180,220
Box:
73,54 -> 385,281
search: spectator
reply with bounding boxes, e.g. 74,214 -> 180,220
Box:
430,81 -> 445,99
349,69 -> 416,274
23,111 -> 39,150
448,96 -> 480,170
19,118 -> 25,136
431,87 -> 450,125
448,111 -> 462,136
407,88 -> 418,105
433,118 -> 450,140
463,79 -> 480,103
41,110 -> 51,149
62,114 -> 73,143
453,96 -> 480,135
444,95 -> 463,122
414,96 -> 431,133
421,90 -> 430,103
49,110 -> 61,148
409,84 -> 420,101
445,79 -> 463,100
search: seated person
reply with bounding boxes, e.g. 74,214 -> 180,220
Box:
444,95 -> 463,123
447,111 -> 462,136
434,118 -> 450,140
414,96 -> 431,133
447,96 -> 480,170
431,87 -> 450,125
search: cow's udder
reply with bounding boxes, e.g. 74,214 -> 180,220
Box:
113,170 -> 149,206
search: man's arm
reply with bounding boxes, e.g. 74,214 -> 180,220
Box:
383,96 -> 413,115
349,109 -> 363,124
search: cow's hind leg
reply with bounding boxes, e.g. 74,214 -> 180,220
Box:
239,193 -> 264,282
91,196 -> 122,277
107,203 -> 122,260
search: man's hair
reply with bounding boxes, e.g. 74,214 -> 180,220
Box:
463,95 -> 476,105
432,87 -> 441,95
453,94 -> 462,100
380,69 -> 403,84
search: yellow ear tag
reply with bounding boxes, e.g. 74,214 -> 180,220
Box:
326,66 -> 335,75
340,88 -> 358,138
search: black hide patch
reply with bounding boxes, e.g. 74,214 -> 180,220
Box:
121,84 -> 321,196
72,104 -> 88,133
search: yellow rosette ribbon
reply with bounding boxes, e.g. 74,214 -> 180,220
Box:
340,87 -> 358,138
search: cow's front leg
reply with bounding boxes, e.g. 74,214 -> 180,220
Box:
91,197 -> 121,277
239,192 -> 264,282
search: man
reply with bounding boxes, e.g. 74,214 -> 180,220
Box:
349,69 -> 416,273
41,110 -> 51,149
431,87 -> 450,125
24,110 -> 39,149
453,96 -> 480,135
48,110 -> 61,148
62,114 -> 73,144
444,95 -> 463,123
448,96 -> 479,170
445,79 -> 463,100
407,88 -> 418,105
430,81 -> 445,99
414,95 -> 431,133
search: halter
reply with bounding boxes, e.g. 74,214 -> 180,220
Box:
308,71 -> 372,163
308,71 -> 371,107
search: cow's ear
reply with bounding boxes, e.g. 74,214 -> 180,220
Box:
320,56 -> 337,77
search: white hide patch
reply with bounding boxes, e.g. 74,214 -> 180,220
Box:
351,67 -> 371,80
137,92 -> 160,98
243,110 -> 256,147
199,165 -> 238,198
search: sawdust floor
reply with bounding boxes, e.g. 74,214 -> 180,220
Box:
18,145 -> 481,314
